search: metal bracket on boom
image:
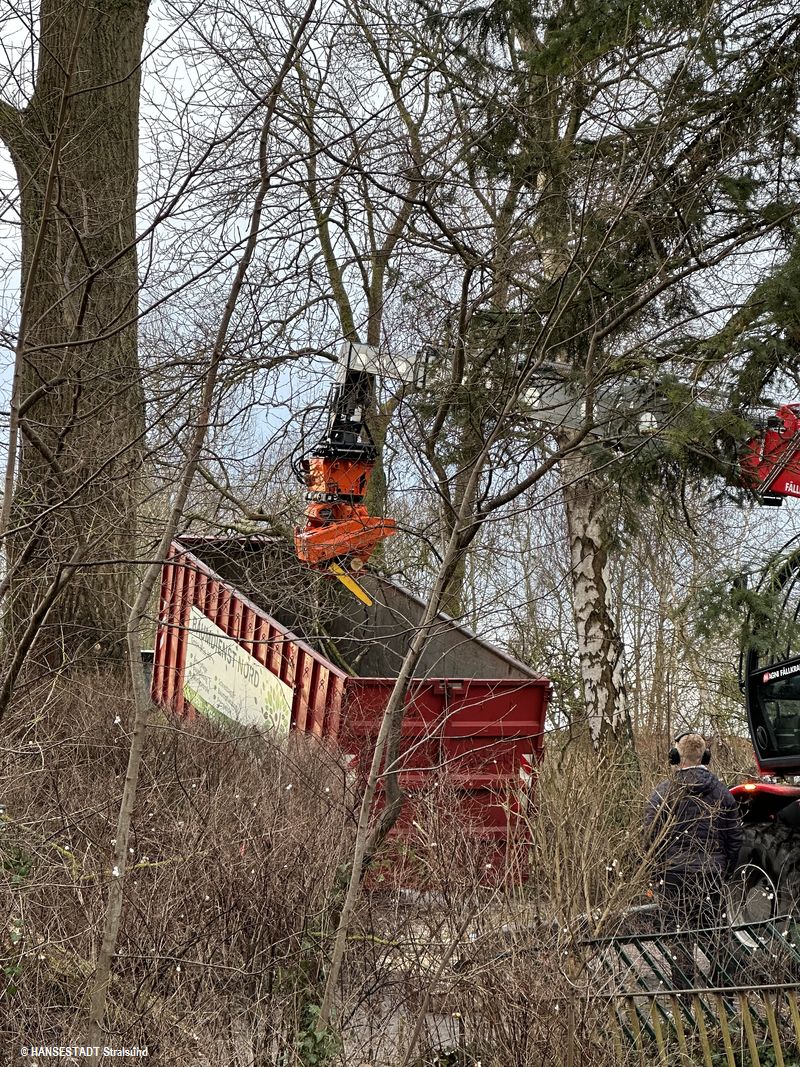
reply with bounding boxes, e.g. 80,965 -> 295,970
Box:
523,364 -> 800,507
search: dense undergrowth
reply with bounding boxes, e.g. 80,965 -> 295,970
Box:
1,672 -> 354,1061
0,671 -> 774,1065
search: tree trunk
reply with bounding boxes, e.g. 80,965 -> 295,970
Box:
559,445 -> 635,756
0,0 -> 148,664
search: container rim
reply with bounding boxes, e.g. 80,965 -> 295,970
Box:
174,533 -> 547,682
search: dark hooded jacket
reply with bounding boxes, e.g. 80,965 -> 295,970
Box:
644,767 -> 743,880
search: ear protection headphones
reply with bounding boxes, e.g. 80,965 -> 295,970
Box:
668,730 -> 712,766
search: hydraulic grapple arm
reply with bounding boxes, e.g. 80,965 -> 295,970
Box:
294,344 -> 396,602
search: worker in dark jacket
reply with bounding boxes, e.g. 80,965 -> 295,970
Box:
644,732 -> 743,988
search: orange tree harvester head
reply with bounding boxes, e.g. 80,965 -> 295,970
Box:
294,342 -> 400,604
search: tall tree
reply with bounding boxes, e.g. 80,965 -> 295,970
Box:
418,0 -> 800,753
0,0 -> 148,664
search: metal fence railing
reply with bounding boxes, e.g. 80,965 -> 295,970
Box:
579,915 -> 800,1066
604,984 -> 800,1067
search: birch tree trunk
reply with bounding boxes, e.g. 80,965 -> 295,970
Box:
0,0 -> 148,664
559,444 -> 635,755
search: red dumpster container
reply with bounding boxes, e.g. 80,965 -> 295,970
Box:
152,536 -> 550,842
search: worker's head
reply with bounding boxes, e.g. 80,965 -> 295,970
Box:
674,731 -> 711,768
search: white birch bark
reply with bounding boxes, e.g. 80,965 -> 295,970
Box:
559,445 -> 634,752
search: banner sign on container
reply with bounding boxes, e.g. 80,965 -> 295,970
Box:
183,607 -> 292,734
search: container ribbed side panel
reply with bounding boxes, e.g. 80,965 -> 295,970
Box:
152,542 -> 348,745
